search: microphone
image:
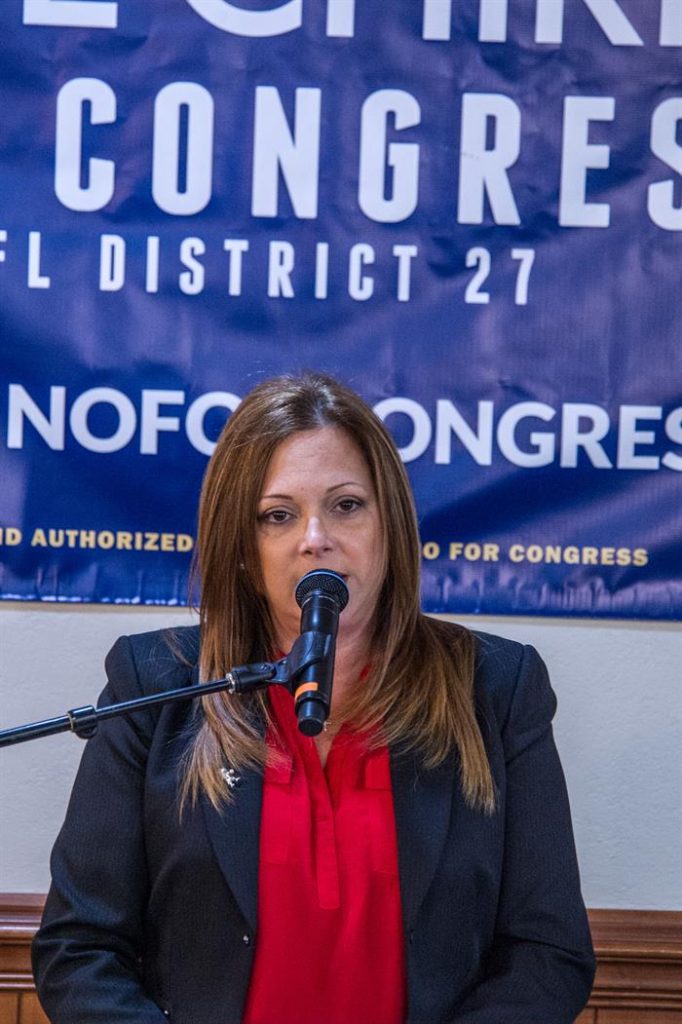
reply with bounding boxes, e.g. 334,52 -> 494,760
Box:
293,569 -> 349,737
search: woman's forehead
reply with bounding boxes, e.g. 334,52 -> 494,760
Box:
261,427 -> 371,490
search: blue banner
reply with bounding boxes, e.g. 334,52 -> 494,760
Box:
1,0 -> 680,618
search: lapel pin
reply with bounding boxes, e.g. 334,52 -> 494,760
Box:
220,766 -> 241,790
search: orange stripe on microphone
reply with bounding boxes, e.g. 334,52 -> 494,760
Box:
294,681 -> 319,701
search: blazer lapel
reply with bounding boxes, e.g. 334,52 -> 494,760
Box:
201,767 -> 263,933
390,747 -> 457,933
192,658 -> 265,934
180,636 -> 264,934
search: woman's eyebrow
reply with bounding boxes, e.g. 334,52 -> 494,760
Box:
325,480 -> 366,492
259,480 -> 366,501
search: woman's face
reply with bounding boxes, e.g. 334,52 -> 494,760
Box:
256,426 -> 385,649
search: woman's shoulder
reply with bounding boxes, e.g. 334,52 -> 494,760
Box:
426,617 -> 554,727
104,625 -> 200,701
425,616 -> 535,674
471,628 -> 534,676
469,628 -> 557,739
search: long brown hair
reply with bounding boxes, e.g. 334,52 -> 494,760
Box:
181,373 -> 495,813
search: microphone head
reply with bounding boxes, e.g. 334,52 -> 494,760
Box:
295,569 -> 349,611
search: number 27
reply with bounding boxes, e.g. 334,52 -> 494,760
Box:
464,247 -> 536,306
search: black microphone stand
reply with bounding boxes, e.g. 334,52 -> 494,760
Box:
0,629 -> 332,749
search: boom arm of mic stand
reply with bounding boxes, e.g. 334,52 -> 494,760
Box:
0,632 -> 330,749
0,665 -> 280,748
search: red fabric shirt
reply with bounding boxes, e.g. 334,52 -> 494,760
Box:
242,685 -> 406,1024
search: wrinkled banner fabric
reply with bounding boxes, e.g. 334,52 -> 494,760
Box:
0,0 -> 680,618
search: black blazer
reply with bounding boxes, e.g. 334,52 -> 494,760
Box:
32,625 -> 595,1024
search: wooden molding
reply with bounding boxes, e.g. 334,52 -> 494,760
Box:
0,895 -> 44,992
1,898 -> 681,1020
588,909 -> 682,1013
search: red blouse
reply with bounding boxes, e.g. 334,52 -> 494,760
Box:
242,685 -> 406,1024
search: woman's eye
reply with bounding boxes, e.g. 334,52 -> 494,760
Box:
259,509 -> 292,524
335,498 -> 362,514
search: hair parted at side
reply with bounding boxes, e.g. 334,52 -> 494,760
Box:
180,372 -> 495,814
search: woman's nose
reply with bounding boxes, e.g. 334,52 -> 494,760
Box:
299,515 -> 333,556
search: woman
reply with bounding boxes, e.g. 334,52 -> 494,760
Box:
33,372 -> 595,1023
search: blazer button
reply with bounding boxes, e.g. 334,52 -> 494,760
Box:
243,934 -> 251,945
